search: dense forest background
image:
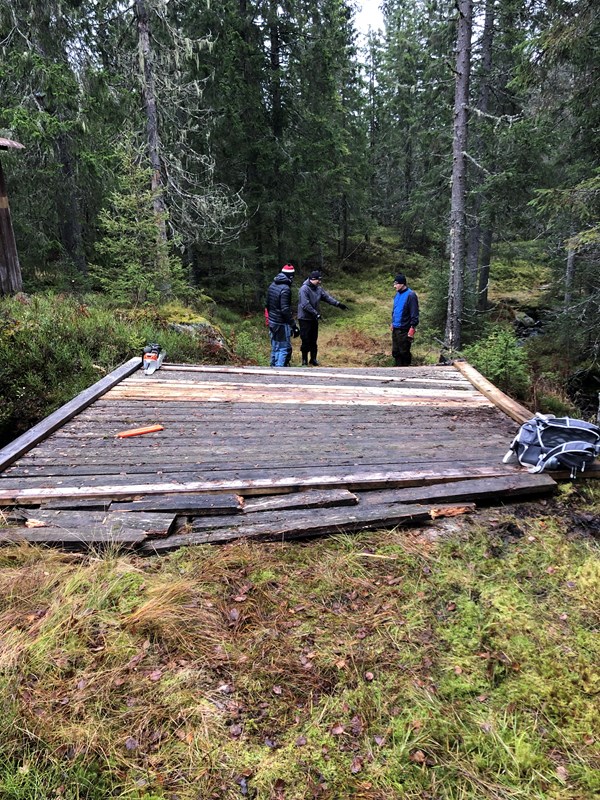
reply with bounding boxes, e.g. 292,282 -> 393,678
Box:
0,0 -> 598,402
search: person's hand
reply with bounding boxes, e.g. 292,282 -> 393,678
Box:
316,314 -> 322,320
408,327 -> 416,339
339,303 -> 348,310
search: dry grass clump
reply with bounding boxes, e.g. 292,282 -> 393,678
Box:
123,578 -> 226,659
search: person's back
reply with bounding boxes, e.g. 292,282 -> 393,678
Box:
266,272 -> 293,324
265,264 -> 296,367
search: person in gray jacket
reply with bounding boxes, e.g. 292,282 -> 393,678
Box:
297,271 -> 348,366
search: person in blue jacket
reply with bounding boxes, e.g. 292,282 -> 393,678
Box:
390,273 -> 419,366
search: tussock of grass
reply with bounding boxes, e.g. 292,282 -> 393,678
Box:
1,489 -> 599,799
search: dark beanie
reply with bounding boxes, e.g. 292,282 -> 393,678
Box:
309,270 -> 322,280
394,273 -> 406,284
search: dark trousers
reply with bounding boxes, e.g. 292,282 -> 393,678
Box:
392,327 -> 412,366
299,319 -> 319,361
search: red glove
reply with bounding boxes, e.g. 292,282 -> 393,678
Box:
408,327 -> 416,339
264,308 -> 270,326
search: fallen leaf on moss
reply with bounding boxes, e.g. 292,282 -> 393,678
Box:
350,755 -> 363,773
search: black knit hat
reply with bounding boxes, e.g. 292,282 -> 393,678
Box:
394,273 -> 406,284
309,270 -> 322,280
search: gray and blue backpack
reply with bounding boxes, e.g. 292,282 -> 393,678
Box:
503,414 -> 600,478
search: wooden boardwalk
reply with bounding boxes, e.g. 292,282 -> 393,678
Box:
0,361 -> 566,551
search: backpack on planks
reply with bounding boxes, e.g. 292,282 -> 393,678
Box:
503,414 -> 600,479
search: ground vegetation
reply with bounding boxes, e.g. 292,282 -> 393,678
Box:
0,484 -> 598,799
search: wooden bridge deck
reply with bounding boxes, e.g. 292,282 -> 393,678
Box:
0,361 -> 566,550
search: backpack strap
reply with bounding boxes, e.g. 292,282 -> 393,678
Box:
529,440 -> 598,478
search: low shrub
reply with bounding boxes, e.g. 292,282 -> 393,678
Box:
463,325 -> 531,399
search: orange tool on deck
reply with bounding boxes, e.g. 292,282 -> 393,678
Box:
116,425 -> 164,438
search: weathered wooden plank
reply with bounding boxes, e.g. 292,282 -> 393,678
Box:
0,528 -> 146,548
7,422 -> 515,453
104,382 -> 491,407
113,493 -> 243,514
0,463 -> 523,504
103,394 -> 491,409
41,498 -> 115,511
0,453 -> 515,487
0,357 -> 142,473
142,502 -> 475,551
107,378 -> 485,398
6,460 -> 598,502
13,435 -> 512,461
159,364 -> 470,383
135,369 -> 473,388
73,402 -> 477,419
46,415 -> 514,439
453,361 -> 532,424
67,410 -> 506,435
0,453 -> 513,485
242,488 -> 358,513
354,473 -> 557,506
18,509 -> 176,535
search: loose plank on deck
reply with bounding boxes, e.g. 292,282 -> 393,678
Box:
0,528 -> 147,548
354,473 -> 557,506
142,502 -> 475,551
15,509 -> 176,535
113,493 -> 243,514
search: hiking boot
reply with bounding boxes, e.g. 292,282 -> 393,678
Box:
309,359 -> 319,366
301,358 -> 308,366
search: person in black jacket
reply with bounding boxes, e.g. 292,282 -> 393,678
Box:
297,271 -> 348,366
265,264 -> 299,367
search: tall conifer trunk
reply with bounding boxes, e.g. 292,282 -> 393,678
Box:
466,0 -> 494,299
478,222 -> 493,309
564,228 -> 576,308
0,155 -> 23,295
269,0 -> 285,264
135,0 -> 167,250
56,132 -> 87,275
444,0 -> 472,354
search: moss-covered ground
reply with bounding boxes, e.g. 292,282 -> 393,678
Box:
1,484 -> 599,799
